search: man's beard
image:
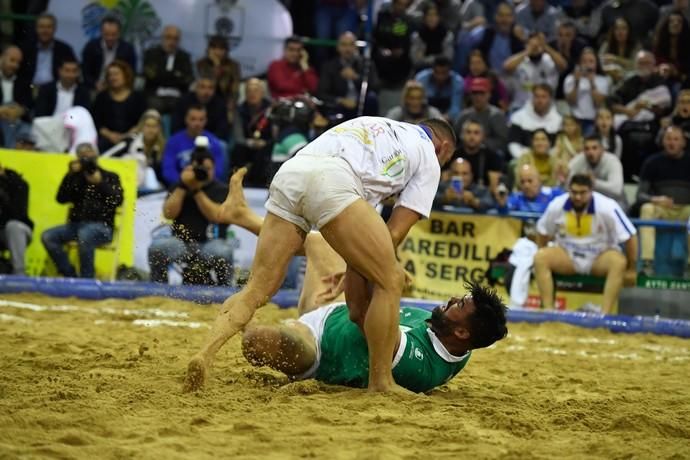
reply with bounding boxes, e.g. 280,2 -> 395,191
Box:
426,306 -> 454,336
572,202 -> 587,212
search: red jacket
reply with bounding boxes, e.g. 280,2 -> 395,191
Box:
267,58 -> 319,99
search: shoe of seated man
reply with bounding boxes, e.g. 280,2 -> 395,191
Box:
639,260 -> 654,278
578,302 -> 602,314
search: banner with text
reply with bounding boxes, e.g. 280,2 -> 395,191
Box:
399,212 -> 522,300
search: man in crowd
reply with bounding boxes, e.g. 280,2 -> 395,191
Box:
608,51 -> 672,180
162,105 -> 225,186
508,84 -> 563,159
41,143 -> 123,279
414,56 -> 464,123
472,2 -> 524,75
81,16 -> 136,90
0,163 -> 32,275
568,136 -> 625,208
452,119 -> 504,198
267,36 -> 319,100
515,0 -> 561,42
317,31 -> 379,120
497,164 -> 562,213
455,78 -> 508,154
0,46 -> 33,149
205,167 -> 508,393
171,74 -> 230,141
637,126 -> 690,276
18,13 -> 76,86
149,148 -> 233,285
434,157 -> 494,212
143,25 -> 194,115
503,32 -> 566,111
184,116 -> 456,393
34,57 -> 90,117
534,174 -> 637,314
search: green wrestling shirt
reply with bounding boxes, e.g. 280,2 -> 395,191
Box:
313,305 -> 471,393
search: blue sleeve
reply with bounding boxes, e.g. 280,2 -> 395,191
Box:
448,75 -> 464,122
211,138 -> 227,180
161,138 -> 180,186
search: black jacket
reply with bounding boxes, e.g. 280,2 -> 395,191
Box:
0,168 -> 33,229
317,56 -> 379,104
18,39 -> 76,84
0,75 -> 33,121
56,167 -> 123,228
34,82 -> 92,117
81,38 -> 137,88
142,45 -> 194,95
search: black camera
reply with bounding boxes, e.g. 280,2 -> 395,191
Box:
80,157 -> 98,175
193,165 -> 209,181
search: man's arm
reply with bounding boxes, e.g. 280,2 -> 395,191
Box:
387,206 -> 422,247
193,189 -> 222,223
536,233 -> 551,248
162,187 -> 186,220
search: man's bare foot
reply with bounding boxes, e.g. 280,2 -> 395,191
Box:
183,355 -> 208,392
217,167 -> 250,225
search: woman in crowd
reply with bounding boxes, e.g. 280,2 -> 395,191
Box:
102,109 -> 167,191
654,11 -> 690,84
464,50 -> 509,111
551,116 -> 584,187
410,2 -> 454,71
598,17 -> 640,83
92,60 -> 146,152
385,80 -> 443,123
196,35 -> 242,111
594,107 -> 623,158
515,129 -> 556,187
564,47 -> 611,134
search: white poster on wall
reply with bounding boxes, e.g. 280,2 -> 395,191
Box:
49,0 -> 293,77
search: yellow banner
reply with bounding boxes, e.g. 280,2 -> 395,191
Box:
399,211 -> 522,300
0,150 -> 138,279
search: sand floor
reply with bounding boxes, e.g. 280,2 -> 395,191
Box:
1,293 -> 689,460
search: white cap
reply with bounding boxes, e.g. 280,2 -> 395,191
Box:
194,135 -> 210,148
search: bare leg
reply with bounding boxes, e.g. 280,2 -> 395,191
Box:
242,322 -> 317,376
319,200 -> 404,393
183,213 -> 306,392
217,167 -> 263,234
533,246 -> 576,309
298,233 -> 346,315
591,250 -> 627,314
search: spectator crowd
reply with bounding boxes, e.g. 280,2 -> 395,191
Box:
1,0 -> 690,291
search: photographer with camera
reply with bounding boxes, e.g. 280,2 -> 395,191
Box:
148,145 -> 233,285
41,143 -> 123,278
564,48 -> 611,134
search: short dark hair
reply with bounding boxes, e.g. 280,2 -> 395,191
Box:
284,35 -> 303,48
101,15 -> 121,29
37,12 -> 57,26
432,55 -> 451,69
421,118 -> 457,148
569,173 -> 593,189
467,283 -> 508,349
207,34 -> 228,51
186,103 -> 207,115
59,56 -> 79,68
532,83 -> 553,96
584,134 -> 601,144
